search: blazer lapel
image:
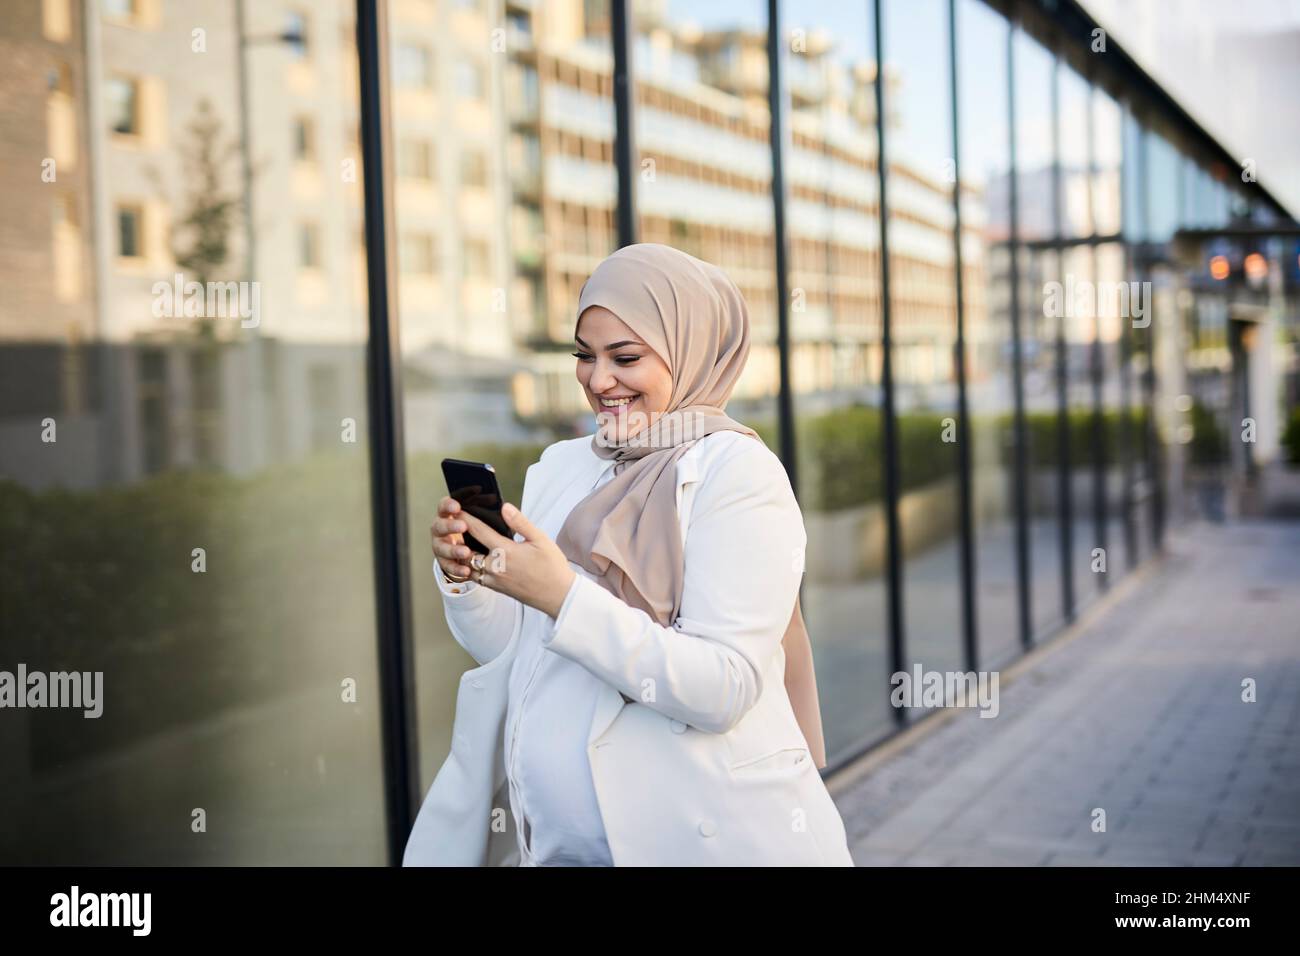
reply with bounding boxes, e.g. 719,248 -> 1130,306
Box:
535,437 -> 610,531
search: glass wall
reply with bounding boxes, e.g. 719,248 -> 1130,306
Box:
883,0 -> 964,695
1058,64 -> 1097,611
957,0 -> 1018,668
1122,108 -> 1154,561
0,0 -> 386,863
779,0 -> 892,759
1093,87 -> 1128,579
1013,28 -> 1065,638
633,0 -> 780,439
3,0 -> 1289,862
385,0 -> 620,792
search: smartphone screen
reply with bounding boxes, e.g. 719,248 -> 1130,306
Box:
440,458 -> 513,555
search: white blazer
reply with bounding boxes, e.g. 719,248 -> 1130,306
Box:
403,429 -> 855,866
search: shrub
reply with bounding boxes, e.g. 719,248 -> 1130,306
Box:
1282,406 -> 1300,465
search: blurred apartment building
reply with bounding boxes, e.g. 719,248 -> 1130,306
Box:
0,0 -> 977,489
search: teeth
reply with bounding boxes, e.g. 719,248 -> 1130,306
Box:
600,396 -> 636,406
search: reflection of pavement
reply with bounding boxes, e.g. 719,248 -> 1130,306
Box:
0,679 -> 388,864
804,516 -> 1126,766
828,520 -> 1300,865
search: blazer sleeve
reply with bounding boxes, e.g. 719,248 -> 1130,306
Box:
539,438 -> 804,734
435,457 -> 547,666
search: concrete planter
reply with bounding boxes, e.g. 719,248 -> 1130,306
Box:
803,476 -> 961,582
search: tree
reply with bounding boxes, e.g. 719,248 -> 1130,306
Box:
170,98 -> 242,291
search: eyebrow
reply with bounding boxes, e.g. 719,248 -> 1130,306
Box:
574,335 -> 642,351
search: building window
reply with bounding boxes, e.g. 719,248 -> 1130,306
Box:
138,348 -> 170,474
455,59 -> 484,99
299,222 -> 321,270
394,44 -> 433,88
397,139 -> 433,180
49,62 -> 73,95
54,193 -> 79,228
506,11 -> 531,41
460,150 -> 487,188
400,233 -> 436,275
293,116 -> 315,161
464,238 -> 490,278
105,76 -> 138,136
308,365 -> 341,451
101,0 -> 138,23
285,11 -> 309,59
117,204 -> 142,258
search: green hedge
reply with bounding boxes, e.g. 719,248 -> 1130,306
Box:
1019,407 -> 1151,470
0,400 -> 1178,769
1,449 -> 378,770
764,406 -> 1150,511
1188,400 -> 1228,466
1282,406 -> 1300,465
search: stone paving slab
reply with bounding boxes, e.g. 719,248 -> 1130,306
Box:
830,520 -> 1300,867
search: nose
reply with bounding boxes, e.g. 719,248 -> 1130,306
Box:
588,362 -> 619,394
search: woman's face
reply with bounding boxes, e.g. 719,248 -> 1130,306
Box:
573,306 -> 673,440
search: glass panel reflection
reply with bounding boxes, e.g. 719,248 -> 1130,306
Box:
957,0 -> 1018,669
780,0 -> 892,762
388,0 -> 619,793
633,0 -> 780,437
1013,28 -> 1065,638
883,0 -> 964,699
1059,65 -> 1098,610
0,0 -> 386,864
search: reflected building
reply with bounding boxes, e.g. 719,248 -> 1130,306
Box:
2,0 -> 1294,866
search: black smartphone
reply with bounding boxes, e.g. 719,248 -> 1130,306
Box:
440,458 -> 513,555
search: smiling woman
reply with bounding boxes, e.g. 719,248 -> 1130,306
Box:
410,243 -> 849,866
571,304 -> 673,442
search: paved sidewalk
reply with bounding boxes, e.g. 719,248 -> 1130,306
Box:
829,520 -> 1300,866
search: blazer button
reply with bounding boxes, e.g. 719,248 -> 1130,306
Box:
669,719 -> 687,734
698,819 -> 716,838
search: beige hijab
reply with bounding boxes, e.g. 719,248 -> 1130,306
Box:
554,243 -> 826,768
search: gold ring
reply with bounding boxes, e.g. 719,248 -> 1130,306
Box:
471,553 -> 486,572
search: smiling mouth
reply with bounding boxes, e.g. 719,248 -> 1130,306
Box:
597,394 -> 639,409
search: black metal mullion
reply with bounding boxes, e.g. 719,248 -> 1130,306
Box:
767,0 -> 798,498
611,0 -> 638,247
874,0 -> 906,725
356,0 -> 418,867
948,0 -> 977,673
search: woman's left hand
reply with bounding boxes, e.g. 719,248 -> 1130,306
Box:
458,503 -> 577,619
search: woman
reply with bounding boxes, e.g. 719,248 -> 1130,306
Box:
405,243 -> 854,867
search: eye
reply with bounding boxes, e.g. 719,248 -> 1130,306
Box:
571,352 -> 640,365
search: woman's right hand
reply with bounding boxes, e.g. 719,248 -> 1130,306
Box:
432,495 -> 475,582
